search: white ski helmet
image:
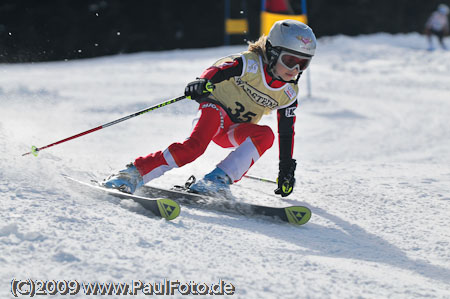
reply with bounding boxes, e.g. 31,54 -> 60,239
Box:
438,3 -> 449,15
267,19 -> 316,57
266,19 -> 316,82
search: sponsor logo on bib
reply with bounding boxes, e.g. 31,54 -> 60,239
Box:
284,85 -> 297,100
235,77 -> 278,109
246,59 -> 258,74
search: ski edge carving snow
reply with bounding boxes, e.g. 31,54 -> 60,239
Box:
63,175 -> 180,221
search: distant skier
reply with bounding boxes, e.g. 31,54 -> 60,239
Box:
103,19 -> 317,198
424,3 -> 449,50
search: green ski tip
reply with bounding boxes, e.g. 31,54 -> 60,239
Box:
284,206 -> 311,226
157,198 -> 180,220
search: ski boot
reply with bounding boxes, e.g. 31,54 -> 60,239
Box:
189,167 -> 232,196
103,163 -> 143,194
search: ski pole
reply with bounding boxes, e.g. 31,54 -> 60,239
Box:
22,94 -> 187,157
244,175 -> 277,184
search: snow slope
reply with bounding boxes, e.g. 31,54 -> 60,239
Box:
1,32 -> 450,298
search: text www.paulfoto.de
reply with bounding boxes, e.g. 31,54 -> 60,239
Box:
11,279 -> 236,296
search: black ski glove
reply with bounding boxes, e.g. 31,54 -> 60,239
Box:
274,159 -> 297,197
185,78 -> 215,100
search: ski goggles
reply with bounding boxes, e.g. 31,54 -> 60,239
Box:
278,51 -> 312,72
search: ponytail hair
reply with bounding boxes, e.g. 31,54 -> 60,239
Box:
247,35 -> 269,64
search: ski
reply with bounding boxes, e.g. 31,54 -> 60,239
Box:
63,176 -> 180,221
64,175 -> 311,225
135,179 -> 311,226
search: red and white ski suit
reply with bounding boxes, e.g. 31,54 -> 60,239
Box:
134,52 -> 298,184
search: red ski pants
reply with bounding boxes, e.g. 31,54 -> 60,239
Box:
134,102 -> 274,183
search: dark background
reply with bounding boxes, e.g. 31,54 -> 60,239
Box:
0,0 -> 448,62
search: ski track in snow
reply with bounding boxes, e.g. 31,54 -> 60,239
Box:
1,32 -> 450,298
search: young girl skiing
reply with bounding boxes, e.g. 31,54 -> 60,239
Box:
104,19 -> 317,197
